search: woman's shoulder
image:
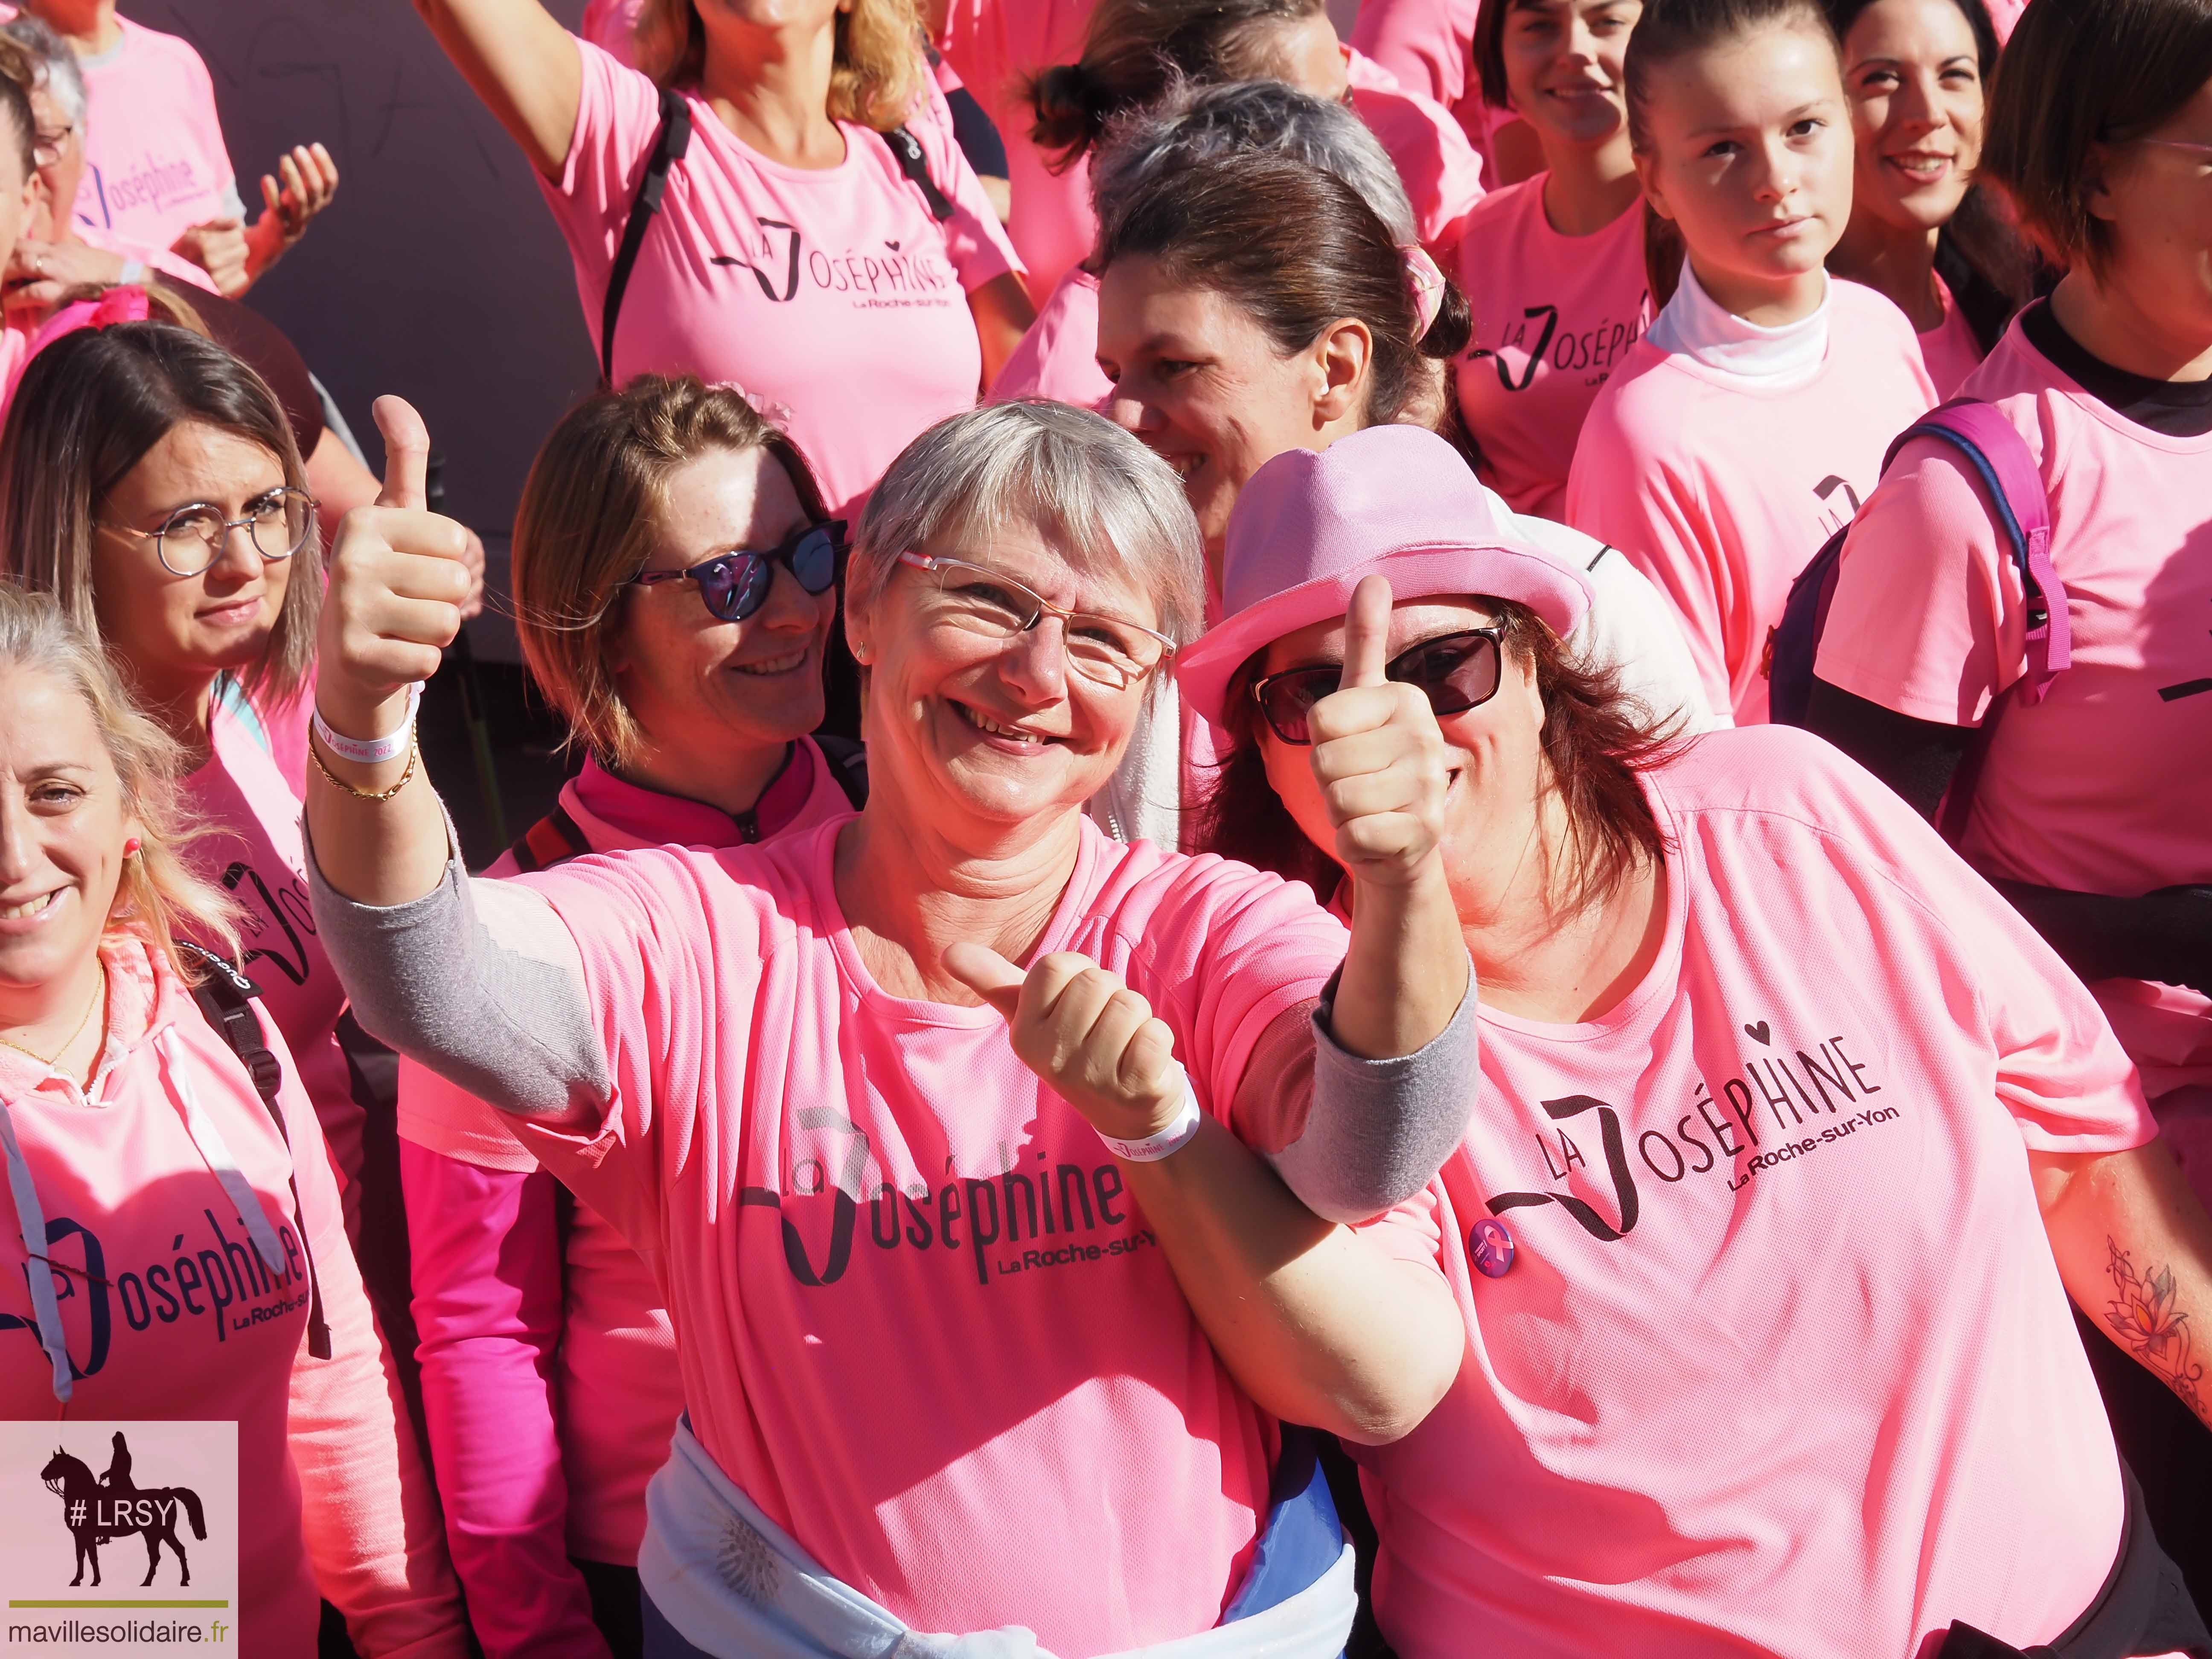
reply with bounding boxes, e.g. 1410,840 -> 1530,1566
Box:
1574,339 -> 1719,463
1455,173 -> 1546,247
1083,826 -> 1345,948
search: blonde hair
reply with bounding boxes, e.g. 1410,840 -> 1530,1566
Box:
512,375 -> 831,770
0,585 -> 239,976
631,0 -> 928,131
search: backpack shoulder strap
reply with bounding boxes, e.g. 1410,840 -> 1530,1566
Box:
175,940 -> 333,1359
879,125 -> 953,221
812,735 -> 870,809
1882,399 -> 2068,703
600,86 -> 696,387
505,802 -> 592,875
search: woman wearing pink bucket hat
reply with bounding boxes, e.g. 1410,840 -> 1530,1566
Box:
1183,423 -> 2212,1657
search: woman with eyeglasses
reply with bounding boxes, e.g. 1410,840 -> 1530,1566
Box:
399,377 -> 864,1659
1184,420 -> 2212,1657
307,392 -> 1477,1654
0,317 -> 384,1207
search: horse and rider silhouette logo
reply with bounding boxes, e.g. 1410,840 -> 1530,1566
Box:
38,1432 -> 207,1587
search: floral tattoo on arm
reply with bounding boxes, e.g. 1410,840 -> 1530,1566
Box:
2105,1236 -> 2207,1417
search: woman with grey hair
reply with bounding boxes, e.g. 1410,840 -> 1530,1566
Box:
305,393 -> 1478,1656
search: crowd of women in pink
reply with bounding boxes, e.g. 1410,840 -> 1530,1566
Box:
0,0 -> 2204,1653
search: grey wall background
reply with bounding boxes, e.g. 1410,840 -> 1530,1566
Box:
129,0 -> 599,658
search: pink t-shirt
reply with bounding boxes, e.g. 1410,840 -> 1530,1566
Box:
1454,175 -> 1649,521
180,701 -> 359,1193
506,814 -> 1349,1651
1816,311 -> 2212,1104
0,940 -> 463,1656
546,38 -> 1021,521
988,266 -> 1107,407
1918,273 -> 1986,399
1566,277 -> 1937,722
1342,50 -> 1487,254
1355,727 -> 2151,1659
401,740 -> 860,1575
935,0 -> 1101,300
1350,0 -> 1499,161
73,17 -> 240,254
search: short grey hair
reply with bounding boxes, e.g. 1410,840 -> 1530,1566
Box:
1092,79 -> 1419,250
3,14 -> 85,127
855,401 -> 1205,648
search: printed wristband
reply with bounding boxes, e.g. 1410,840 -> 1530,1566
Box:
312,681 -> 422,766
1096,1072 -> 1204,1163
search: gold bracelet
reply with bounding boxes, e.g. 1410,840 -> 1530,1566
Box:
309,729 -> 419,802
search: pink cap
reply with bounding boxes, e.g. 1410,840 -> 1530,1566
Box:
1175,425 -> 1593,726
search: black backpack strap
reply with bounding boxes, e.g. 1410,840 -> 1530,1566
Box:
879,125 -> 953,221
176,941 -> 333,1360
505,802 -> 592,875
812,735 -> 870,809
601,87 -> 695,387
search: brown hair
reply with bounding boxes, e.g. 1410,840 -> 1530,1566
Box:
0,318 -> 319,708
1192,602 -> 1684,915
510,375 -> 830,770
0,33 -> 36,177
1981,0 -> 2212,274
1025,0 -> 1327,166
631,0 -> 927,131
1094,151 -> 1475,439
1626,0 -> 1843,305
0,583 -> 240,975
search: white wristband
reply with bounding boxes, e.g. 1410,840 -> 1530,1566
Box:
312,682 -> 421,766
1096,1071 -> 1204,1163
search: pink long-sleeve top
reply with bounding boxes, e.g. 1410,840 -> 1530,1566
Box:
0,936 -> 467,1655
399,742 -> 859,1659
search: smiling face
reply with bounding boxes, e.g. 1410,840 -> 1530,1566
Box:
1098,257 -> 1362,562
610,445 -> 834,785
1635,20 -> 1854,319
90,422 -> 293,714
1503,0 -> 1642,151
1254,597 -> 1549,888
847,518 -> 1160,838
0,665 -> 137,1002
1840,0 -> 1982,236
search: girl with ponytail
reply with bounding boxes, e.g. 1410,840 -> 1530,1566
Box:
1564,0 -> 1937,723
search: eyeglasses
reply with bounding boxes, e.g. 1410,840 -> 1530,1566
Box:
628,520 -> 846,623
97,487 -> 317,576
896,550 -> 1176,689
1250,626 -> 1505,745
32,122 -> 73,168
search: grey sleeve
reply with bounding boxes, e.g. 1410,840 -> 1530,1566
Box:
1266,969 -> 1479,1225
305,828 -> 612,1122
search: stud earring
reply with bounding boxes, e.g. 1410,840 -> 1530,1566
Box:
122,838 -> 142,858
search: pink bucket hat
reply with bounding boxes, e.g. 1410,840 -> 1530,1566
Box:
1176,425 -> 1594,727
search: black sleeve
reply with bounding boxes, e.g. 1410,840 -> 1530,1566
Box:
944,84 -> 1008,182
1804,682 -> 2212,997
1803,677 -> 1970,823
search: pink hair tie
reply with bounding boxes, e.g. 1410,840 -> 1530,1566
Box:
1402,246 -> 1446,342
3,285 -> 153,410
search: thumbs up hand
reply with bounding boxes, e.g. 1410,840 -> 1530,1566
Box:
316,396 -> 474,741
1305,575 -> 1455,891
943,943 -> 1188,1143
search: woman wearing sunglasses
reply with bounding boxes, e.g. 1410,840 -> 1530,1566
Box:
0,316 -> 390,1202
399,376 -> 864,1659
308,392 -> 1477,1656
1181,420 -> 2212,1657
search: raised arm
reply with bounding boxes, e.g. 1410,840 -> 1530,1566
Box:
305,399 -> 603,1122
412,0 -> 585,181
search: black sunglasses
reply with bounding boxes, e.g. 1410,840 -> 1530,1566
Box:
1250,626 -> 1505,745
628,519 -> 847,623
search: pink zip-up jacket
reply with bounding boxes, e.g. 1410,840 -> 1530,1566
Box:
399,742 -> 859,1659
0,936 -> 468,1655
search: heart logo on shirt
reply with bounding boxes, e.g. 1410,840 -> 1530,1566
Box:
1743,1021 -> 1773,1045
885,239 -> 902,252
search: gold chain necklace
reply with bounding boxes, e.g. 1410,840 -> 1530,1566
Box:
0,982 -> 104,1072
